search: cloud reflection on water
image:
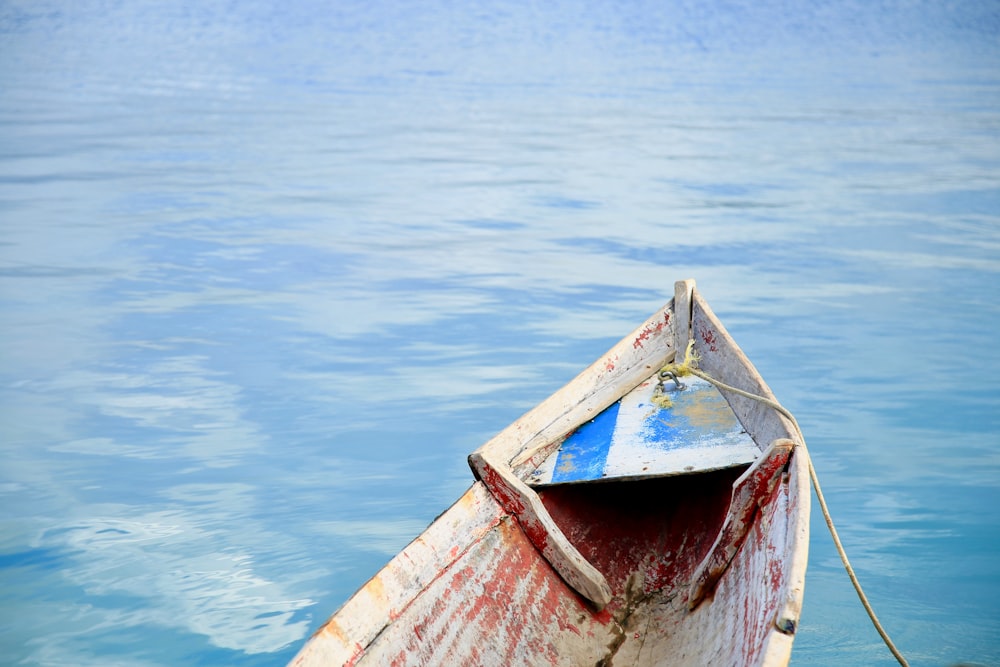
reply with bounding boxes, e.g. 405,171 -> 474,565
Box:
2,0 -> 999,664
36,508 -> 312,656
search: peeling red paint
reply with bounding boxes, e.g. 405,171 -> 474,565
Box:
373,516 -> 610,665
520,520 -> 550,552
343,643 -> 365,667
590,607 -> 614,626
632,329 -> 652,349
689,442 -> 792,607
632,312 -> 670,350
479,465 -> 525,515
477,460 -> 559,562
699,326 -> 719,352
768,549 -> 785,596
540,469 -> 738,601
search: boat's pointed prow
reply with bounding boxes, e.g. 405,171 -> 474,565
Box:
466,278 -> 783,607
290,279 -> 810,667
522,280 -> 767,487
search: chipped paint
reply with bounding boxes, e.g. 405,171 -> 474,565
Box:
688,439 -> 795,609
699,325 -> 719,352
632,312 -> 671,350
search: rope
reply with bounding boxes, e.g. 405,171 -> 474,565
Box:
660,342 -> 910,667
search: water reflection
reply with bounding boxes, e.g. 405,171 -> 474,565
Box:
2,1 -> 999,665
36,508 -> 313,655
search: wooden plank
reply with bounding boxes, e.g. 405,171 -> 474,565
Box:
688,438 -> 795,609
674,278 -> 695,351
691,291 -> 797,449
770,445 -> 811,636
469,449 -> 613,609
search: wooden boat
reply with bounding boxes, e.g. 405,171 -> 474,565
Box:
290,280 -> 810,666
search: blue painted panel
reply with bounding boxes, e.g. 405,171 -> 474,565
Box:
550,401 -> 620,483
527,375 -> 759,486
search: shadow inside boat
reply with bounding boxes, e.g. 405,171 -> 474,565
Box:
536,466 -> 746,611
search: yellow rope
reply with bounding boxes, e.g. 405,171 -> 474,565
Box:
660,343 -> 910,667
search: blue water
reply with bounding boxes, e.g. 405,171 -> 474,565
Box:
1,1 -> 998,665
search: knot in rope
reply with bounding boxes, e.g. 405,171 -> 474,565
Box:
659,339 -> 701,378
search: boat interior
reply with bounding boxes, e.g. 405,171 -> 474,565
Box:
537,466 -> 746,615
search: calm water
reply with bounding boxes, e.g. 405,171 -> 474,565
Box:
2,1 -> 999,665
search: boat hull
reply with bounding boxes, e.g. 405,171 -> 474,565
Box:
290,281 -> 810,666
291,452 -> 808,666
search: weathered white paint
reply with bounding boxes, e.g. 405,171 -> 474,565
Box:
468,447 -> 614,609
691,291 -> 797,450
771,441 -> 811,637
674,278 -> 694,351
688,438 -> 796,608
289,280 -> 810,667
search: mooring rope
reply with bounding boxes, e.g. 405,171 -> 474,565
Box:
661,341 -> 910,667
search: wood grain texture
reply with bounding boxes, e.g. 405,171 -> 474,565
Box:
688,438 -> 796,609
468,450 -> 613,609
674,278 -> 695,351
691,291 -> 798,449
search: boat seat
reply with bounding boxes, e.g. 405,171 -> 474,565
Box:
526,372 -> 759,487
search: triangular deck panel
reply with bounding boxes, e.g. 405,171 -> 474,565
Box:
527,373 -> 759,487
